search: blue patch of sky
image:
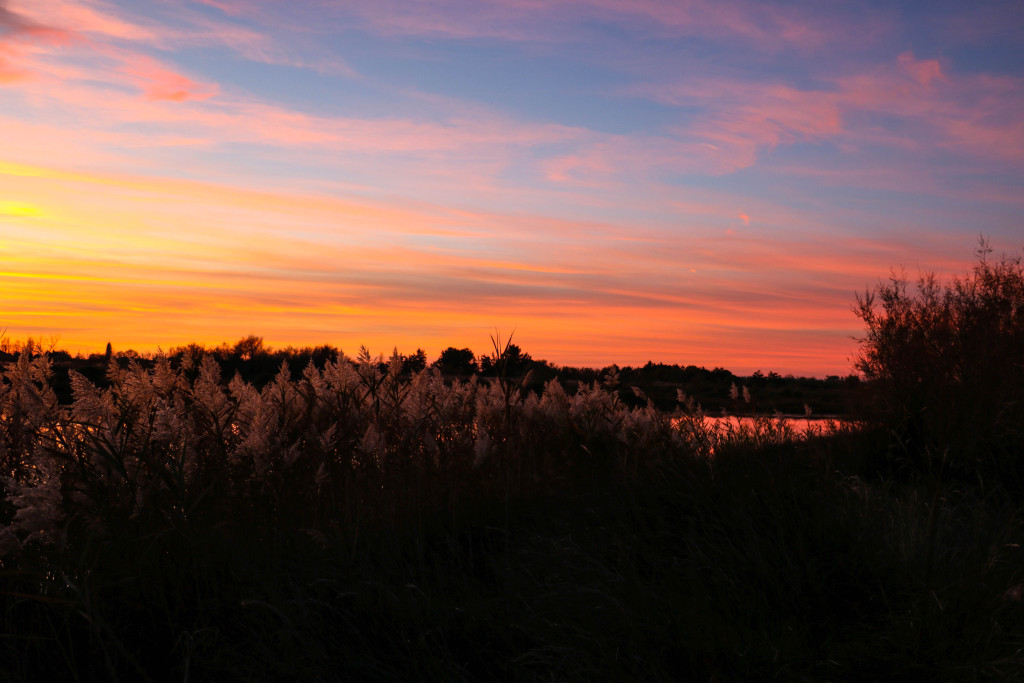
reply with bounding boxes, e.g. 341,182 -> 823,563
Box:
885,2 -> 1023,75
734,177 -> 997,240
658,155 -> 961,236
941,43 -> 1024,78
166,48 -> 415,118
338,35 -> 685,135
166,32 -> 685,139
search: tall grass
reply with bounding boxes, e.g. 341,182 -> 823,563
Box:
1,348 -> 1022,680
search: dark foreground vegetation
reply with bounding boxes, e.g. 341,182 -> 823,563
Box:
2,243 -> 1023,681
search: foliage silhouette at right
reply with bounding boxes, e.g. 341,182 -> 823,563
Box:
854,240 -> 1024,476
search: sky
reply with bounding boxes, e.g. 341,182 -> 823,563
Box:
1,0 -> 1022,376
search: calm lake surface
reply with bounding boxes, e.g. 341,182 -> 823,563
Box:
678,415 -> 848,437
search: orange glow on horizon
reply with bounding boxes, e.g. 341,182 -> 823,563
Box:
0,156 -> 973,377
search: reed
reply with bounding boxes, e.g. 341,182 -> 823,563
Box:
0,346 -> 1020,680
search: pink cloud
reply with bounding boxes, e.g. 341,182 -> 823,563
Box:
835,54 -> 1024,161
0,62 -> 23,81
10,1 -> 992,194
897,51 -> 944,86
121,56 -> 220,102
11,0 -> 154,41
543,146 -> 615,183
0,0 -> 76,83
9,9 -> 1017,207
8,0 -> 359,85
627,51 -> 1024,173
0,44 -> 30,82
2,44 -> 585,159
0,31 -> 502,154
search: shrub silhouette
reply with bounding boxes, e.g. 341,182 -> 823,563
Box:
432,346 -> 477,376
854,240 -> 1024,475
480,341 -> 532,377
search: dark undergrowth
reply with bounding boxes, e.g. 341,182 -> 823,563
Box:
4,426 -> 1023,681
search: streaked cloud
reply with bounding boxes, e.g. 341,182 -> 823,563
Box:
0,200 -> 42,216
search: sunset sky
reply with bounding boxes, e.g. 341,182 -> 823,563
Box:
1,0 -> 1021,376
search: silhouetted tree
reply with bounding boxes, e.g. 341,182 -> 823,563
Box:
309,344 -> 339,367
404,348 -> 428,373
433,347 -> 477,376
480,342 -> 532,377
232,335 -> 266,361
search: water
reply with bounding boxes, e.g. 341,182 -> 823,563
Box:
675,415 -> 848,437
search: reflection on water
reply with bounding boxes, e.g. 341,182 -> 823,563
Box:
700,416 -> 844,436
671,414 -> 850,439
668,414 -> 854,456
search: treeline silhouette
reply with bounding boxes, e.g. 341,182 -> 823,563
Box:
0,335 -> 858,415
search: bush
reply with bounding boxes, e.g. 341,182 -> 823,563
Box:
854,240 -> 1024,475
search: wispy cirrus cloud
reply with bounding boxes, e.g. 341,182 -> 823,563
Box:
8,0 -> 1012,196
0,0 -> 74,82
283,0 -> 890,53
0,0 -> 70,40
4,0 -> 356,84
10,0 -> 153,41
120,54 -> 220,102
626,51 -> 1024,176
